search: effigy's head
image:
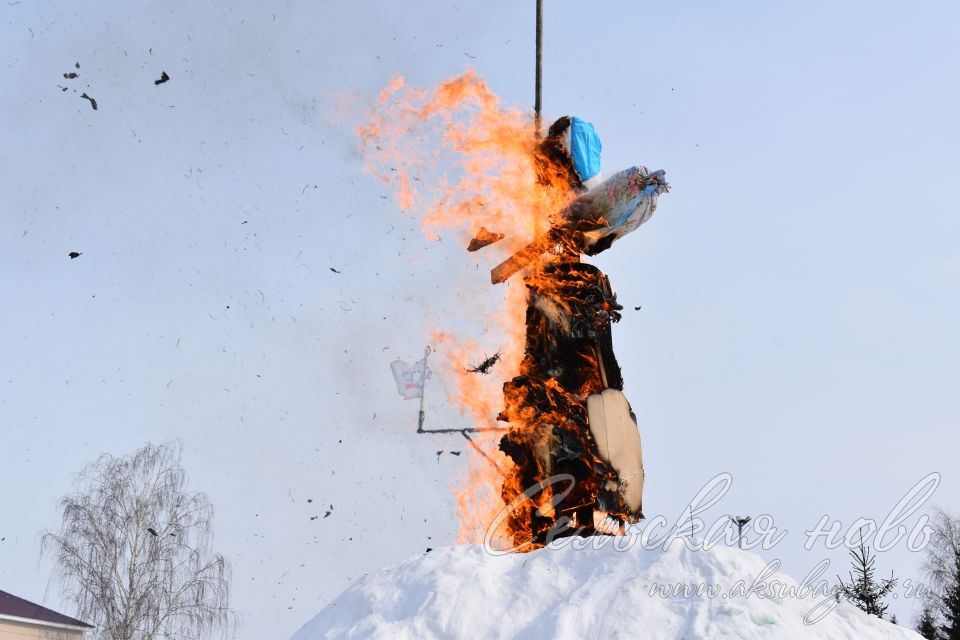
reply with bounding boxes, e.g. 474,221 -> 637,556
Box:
536,116 -> 604,194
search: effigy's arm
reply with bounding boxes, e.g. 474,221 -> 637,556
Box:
490,166 -> 669,284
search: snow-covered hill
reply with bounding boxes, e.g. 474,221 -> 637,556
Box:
290,539 -> 921,639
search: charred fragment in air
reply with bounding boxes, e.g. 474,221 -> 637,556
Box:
467,227 -> 505,252
80,93 -> 97,110
466,351 -> 502,375
154,71 -> 170,85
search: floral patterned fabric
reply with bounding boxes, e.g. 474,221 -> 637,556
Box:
563,165 -> 669,252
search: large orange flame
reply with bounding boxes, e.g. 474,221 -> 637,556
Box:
357,70 -> 582,545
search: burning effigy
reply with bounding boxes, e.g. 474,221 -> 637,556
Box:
489,117 -> 668,546
359,71 -> 668,550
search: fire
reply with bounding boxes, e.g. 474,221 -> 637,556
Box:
357,70 -> 572,243
357,70 -> 628,548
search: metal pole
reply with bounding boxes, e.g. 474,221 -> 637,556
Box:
535,0 -> 543,139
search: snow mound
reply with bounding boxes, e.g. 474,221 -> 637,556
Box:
291,540 -> 921,640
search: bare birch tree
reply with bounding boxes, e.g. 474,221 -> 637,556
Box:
924,509 -> 960,640
42,442 -> 233,640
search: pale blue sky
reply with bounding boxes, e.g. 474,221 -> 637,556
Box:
2,1 -> 958,637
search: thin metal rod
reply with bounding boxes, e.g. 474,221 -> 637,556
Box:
534,0 -> 543,139
417,425 -> 508,434
416,346 -> 431,432
461,430 -> 504,474
412,345 -> 507,435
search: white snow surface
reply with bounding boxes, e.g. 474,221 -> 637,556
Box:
291,539 -> 921,640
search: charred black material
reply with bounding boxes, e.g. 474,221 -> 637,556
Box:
526,262 -> 622,390
467,352 -> 502,375
499,260 -> 625,544
583,233 -> 616,256
535,116 -> 585,193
